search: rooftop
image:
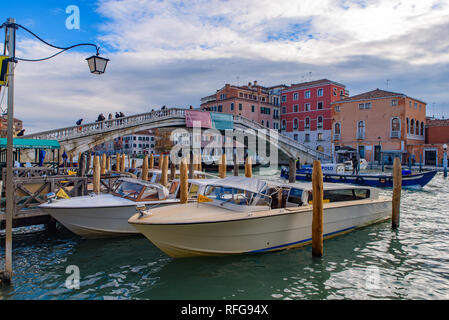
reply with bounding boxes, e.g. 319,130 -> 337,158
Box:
332,88 -> 427,105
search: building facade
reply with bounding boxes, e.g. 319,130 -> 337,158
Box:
280,79 -> 348,155
200,81 -> 287,130
0,115 -> 23,137
331,89 -> 426,164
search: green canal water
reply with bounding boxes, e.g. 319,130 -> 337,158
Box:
1,170 -> 449,300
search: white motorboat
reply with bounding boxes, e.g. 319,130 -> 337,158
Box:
129,176 -> 392,258
39,177 -> 217,238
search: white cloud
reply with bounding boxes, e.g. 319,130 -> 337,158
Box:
5,0 -> 449,133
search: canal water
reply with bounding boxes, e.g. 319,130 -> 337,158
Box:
1,170 -> 449,300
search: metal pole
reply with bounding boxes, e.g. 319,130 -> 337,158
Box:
444,151 -> 447,178
3,18 -> 16,284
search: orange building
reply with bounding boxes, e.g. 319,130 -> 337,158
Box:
331,89 -> 426,165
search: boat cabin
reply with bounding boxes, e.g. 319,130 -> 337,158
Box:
168,178 -> 220,199
111,178 -> 169,202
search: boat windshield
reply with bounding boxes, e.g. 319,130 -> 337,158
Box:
114,181 -> 144,200
204,185 -> 271,206
140,186 -> 162,200
308,188 -> 370,203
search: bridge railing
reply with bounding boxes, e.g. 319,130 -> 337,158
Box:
24,108 -> 187,141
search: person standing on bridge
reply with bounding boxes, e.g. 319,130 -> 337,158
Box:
76,118 -> 83,126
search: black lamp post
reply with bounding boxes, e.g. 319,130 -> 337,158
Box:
0,18 -> 109,284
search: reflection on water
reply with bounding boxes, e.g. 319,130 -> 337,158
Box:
1,171 -> 449,300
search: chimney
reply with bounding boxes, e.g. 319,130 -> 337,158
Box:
248,82 -> 252,87
254,80 -> 257,86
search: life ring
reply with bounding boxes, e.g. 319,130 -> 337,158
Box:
355,177 -> 364,184
379,177 -> 386,184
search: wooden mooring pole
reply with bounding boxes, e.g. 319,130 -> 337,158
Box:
180,158 -> 188,204
161,154 -> 169,186
245,156 -> 252,178
289,158 -> 296,183
93,155 -> 101,194
142,154 -> 149,181
101,154 -> 106,175
392,157 -> 402,229
312,159 -> 324,257
189,152 -> 194,179
149,153 -> 154,170
219,153 -> 227,179
106,156 -> 111,173
233,151 -> 239,176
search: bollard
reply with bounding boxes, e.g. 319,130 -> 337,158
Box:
245,156 -> 252,178
180,158 -> 189,204
101,154 -> 106,175
161,154 -> 169,186
392,157 -> 402,229
142,155 -> 149,181
93,155 -> 101,194
312,159 -> 324,257
149,153 -> 154,169
289,158 -> 296,183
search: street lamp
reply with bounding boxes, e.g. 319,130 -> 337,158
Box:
0,18 -> 109,284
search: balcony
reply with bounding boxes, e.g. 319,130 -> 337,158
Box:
390,131 -> 400,138
356,132 -> 365,140
333,134 -> 340,141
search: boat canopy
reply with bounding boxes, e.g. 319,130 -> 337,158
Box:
206,176 -> 268,194
116,177 -> 169,199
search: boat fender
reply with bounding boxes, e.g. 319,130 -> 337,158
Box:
355,177 -> 364,184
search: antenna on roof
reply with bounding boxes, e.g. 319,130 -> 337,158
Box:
386,79 -> 391,89
236,76 -> 240,86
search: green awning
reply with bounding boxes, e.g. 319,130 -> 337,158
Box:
210,112 -> 234,130
0,138 -> 60,149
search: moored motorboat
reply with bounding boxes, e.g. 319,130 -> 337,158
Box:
39,177 -> 217,238
129,176 -> 391,258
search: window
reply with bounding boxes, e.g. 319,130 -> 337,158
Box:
391,118 -> 400,131
252,105 -> 255,112
293,104 -> 299,112
407,118 -> 410,133
218,105 -> 222,112
305,133 -> 310,142
317,101 -> 323,110
421,122 -> 424,136
317,133 -> 323,141
391,99 -> 398,106
334,122 -> 341,134
230,103 -> 234,111
317,88 -> 323,97
266,121 -> 270,128
305,103 -> 310,111
220,93 -> 226,100
294,134 -> 298,141
359,103 -> 365,109
261,120 -> 264,126
282,106 -> 286,114
414,102 -> 417,109
416,120 -> 420,135
281,95 -> 286,102
335,105 -> 340,112
282,120 -> 286,130
410,119 -> 415,134
304,90 -> 311,99
293,93 -> 299,100
239,93 -> 243,98
293,118 -> 298,130
239,103 -> 242,110
333,88 -> 337,96
317,116 -> 323,129
357,121 -> 365,139
305,117 -> 310,129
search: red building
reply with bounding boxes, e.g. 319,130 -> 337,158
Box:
280,79 -> 348,155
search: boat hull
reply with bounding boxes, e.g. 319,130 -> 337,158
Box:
280,168 -> 437,188
42,203 -> 171,238
130,200 -> 391,258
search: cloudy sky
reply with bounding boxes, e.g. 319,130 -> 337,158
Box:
2,0 -> 449,133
